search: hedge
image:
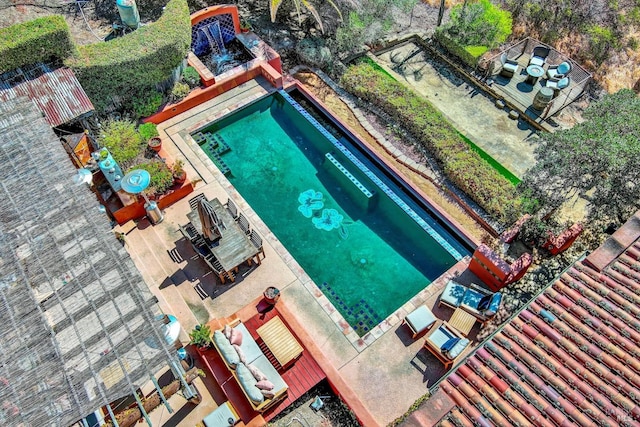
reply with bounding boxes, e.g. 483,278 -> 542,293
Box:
341,61 -> 520,222
0,16 -> 75,73
434,29 -> 485,68
65,0 -> 191,112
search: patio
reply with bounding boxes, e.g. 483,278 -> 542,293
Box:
119,77 -> 500,426
483,37 -> 592,124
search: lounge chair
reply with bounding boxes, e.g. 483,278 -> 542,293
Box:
547,61 -> 572,79
402,305 -> 437,338
545,76 -> 570,95
438,280 -> 502,324
423,320 -> 470,369
528,45 -> 550,67
499,53 -> 519,78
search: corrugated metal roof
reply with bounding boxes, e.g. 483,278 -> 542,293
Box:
435,214 -> 640,427
0,64 -> 93,127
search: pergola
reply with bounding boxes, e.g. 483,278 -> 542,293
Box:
0,97 -> 193,426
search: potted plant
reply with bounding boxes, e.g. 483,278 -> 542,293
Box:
148,137 -> 162,152
189,324 -> 212,350
172,159 -> 187,185
239,18 -> 252,33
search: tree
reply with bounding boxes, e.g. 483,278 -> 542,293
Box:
520,89 -> 640,227
270,0 -> 344,33
442,0 -> 512,48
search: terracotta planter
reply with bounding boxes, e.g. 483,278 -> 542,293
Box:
148,137 -> 162,152
173,171 -> 187,185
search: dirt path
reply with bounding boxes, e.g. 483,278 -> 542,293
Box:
294,71 -> 487,242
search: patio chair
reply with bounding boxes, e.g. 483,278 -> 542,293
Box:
499,53 -> 519,78
438,280 -> 502,324
238,213 -> 250,235
547,61 -> 572,80
226,197 -> 239,220
249,229 -> 265,265
528,45 -> 550,67
204,253 -> 234,283
188,193 -> 206,211
423,320 -> 470,369
545,76 -> 570,96
402,305 -> 437,338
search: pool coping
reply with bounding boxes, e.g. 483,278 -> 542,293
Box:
162,77 -> 473,352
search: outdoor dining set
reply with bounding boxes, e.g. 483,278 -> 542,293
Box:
500,45 -> 572,97
180,193 -> 265,283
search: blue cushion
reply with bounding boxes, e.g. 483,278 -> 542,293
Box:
446,338 -> 470,359
203,402 -> 237,427
557,62 -> 571,75
236,363 -> 264,404
213,331 -> 239,368
440,280 -> 466,307
441,337 -> 460,353
484,293 -> 503,317
461,288 -> 484,309
477,295 -> 492,311
406,306 -> 436,334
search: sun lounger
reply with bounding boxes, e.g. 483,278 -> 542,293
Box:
438,280 -> 502,324
423,320 -> 470,369
402,305 -> 437,338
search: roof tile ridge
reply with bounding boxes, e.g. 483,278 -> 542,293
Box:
576,261 -> 640,299
562,269 -> 640,330
454,364 -> 522,426
525,303 -> 640,392
440,380 -> 492,427
469,350 -> 556,427
502,323 -> 627,424
606,265 -> 640,299
617,255 -> 640,284
510,317 -> 639,420
489,333 -> 602,426
529,301 -> 640,387
552,281 -> 640,345
537,293 -> 640,366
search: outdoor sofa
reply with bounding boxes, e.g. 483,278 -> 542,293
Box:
212,319 -> 288,412
423,320 -> 470,369
438,280 -> 502,324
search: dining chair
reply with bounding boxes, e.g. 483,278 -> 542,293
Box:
238,213 -> 250,235
226,197 -> 239,220
249,229 -> 265,265
188,193 -> 206,211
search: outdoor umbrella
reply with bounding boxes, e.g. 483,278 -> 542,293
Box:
197,199 -> 223,241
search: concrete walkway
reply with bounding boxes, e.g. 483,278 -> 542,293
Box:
120,77 -> 485,426
375,42 -> 539,179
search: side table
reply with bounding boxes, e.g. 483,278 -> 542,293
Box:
448,307 -> 477,337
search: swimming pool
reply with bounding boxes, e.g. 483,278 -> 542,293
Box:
194,90 -> 472,335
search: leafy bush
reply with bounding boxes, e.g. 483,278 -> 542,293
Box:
341,61 -> 520,222
182,66 -> 200,88
0,15 -> 76,72
132,160 -> 174,195
170,81 -> 190,103
132,90 -> 164,118
189,324 -> 211,348
434,30 -> 483,67
442,0 -> 512,49
65,0 -> 191,113
99,120 -> 144,167
138,123 -> 158,141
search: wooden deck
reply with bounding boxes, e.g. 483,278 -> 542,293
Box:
196,307 -> 326,424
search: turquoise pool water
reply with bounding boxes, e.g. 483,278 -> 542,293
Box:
195,91 -> 471,335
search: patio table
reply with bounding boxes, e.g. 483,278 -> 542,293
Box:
526,64 -> 545,85
257,316 -> 303,368
448,307 -> 477,337
187,198 -> 258,280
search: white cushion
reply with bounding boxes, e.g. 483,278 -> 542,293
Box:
446,338 -> 470,359
427,325 -> 456,349
405,306 -> 436,334
440,280 -> 466,307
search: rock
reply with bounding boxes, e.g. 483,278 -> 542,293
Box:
495,99 -> 506,109
296,37 -> 332,68
508,110 -> 520,120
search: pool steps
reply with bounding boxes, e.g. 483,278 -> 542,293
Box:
279,90 -> 464,261
193,131 -> 231,175
324,152 -> 374,198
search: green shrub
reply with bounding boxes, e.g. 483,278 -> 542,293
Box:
132,160 -> 174,195
434,30 -> 481,67
99,120 -> 144,167
65,0 -> 191,113
443,0 -> 512,48
182,66 -> 200,88
0,16 -> 76,72
138,123 -> 159,141
341,61 -> 520,222
132,90 -> 164,118
170,81 -> 190,103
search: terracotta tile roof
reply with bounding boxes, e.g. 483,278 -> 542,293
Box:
436,218 -> 640,427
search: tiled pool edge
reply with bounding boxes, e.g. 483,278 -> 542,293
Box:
163,91 -> 471,352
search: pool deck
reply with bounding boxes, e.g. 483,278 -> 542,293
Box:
123,76 -> 487,426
